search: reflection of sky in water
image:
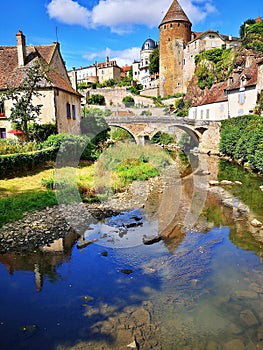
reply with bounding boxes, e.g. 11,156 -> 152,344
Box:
84,208 -> 159,249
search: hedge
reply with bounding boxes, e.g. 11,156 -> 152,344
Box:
220,114 -> 263,173
0,147 -> 58,179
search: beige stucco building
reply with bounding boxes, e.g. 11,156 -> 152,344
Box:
0,30 -> 82,139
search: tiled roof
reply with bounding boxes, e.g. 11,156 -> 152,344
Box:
159,0 -> 191,27
193,81 -> 228,106
0,42 -> 80,96
225,64 -> 258,92
188,30 -> 240,44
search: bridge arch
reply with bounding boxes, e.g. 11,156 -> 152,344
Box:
105,116 -> 220,153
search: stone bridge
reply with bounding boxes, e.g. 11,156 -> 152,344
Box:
105,115 -> 221,154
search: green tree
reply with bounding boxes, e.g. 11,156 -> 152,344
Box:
2,60 -> 50,140
87,94 -> 105,105
122,96 -> 135,107
242,21 -> 263,52
149,47 -> 159,75
81,107 -> 110,146
240,19 -> 256,39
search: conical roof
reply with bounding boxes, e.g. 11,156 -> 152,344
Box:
159,0 -> 191,27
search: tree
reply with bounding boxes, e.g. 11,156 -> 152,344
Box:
87,94 -> 105,105
81,107 -> 110,146
149,47 -> 159,75
122,96 -> 135,107
240,19 -> 256,39
242,21 -> 263,52
2,60 -> 50,140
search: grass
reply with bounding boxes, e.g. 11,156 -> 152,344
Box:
0,143 -> 175,227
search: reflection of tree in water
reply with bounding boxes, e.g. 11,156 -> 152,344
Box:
0,230 -> 80,291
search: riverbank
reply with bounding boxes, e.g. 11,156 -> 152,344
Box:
1,164 -> 263,254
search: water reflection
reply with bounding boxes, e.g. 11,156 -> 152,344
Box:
0,231 -> 79,291
0,157 -> 263,349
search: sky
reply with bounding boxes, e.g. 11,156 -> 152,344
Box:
0,0 -> 262,70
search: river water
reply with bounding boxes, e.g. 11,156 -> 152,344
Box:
0,156 -> 263,349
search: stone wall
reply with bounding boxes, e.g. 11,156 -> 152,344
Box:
89,87 -> 155,107
198,122 -> 220,154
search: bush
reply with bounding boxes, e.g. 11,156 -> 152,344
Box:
87,94 -> 105,105
0,147 -> 57,179
220,115 -> 263,172
122,96 -> 135,107
27,122 -> 57,142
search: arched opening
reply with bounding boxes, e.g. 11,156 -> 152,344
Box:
108,125 -> 136,143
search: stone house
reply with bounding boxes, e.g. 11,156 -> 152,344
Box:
188,81 -> 229,120
225,59 -> 258,117
97,57 -> 121,83
188,55 -> 261,120
0,31 -> 82,139
159,0 -> 241,97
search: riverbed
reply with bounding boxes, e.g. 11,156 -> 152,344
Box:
0,156 -> 263,349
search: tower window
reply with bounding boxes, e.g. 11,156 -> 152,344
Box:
178,23 -> 180,27
164,25 -> 166,29
170,23 -> 173,28
168,37 -> 171,42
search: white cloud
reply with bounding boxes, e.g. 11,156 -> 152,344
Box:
84,47 -> 141,66
47,0 -> 91,27
47,0 -> 217,33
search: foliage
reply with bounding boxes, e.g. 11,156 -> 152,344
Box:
114,159 -> 159,185
241,20 -> 263,52
77,82 -> 93,90
173,98 -> 191,117
81,107 -> 110,145
149,47 -> 159,75
0,139 -> 40,155
128,84 -> 143,95
110,127 -> 133,141
195,48 -> 235,89
27,122 -> 57,142
220,115 -> 263,172
140,110 -> 152,116
254,91 -> 263,115
122,96 -> 135,107
151,131 -> 174,145
240,19 -> 256,39
87,94 -> 105,105
0,147 -> 57,178
1,60 -> 50,140
0,190 -> 57,227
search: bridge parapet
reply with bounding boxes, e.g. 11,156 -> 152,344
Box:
105,115 -> 221,127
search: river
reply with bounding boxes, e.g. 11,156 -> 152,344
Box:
0,155 -> 263,349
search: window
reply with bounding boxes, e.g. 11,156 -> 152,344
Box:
66,102 -> 71,118
206,109 -> 210,119
178,23 -> 180,27
72,105 -> 76,120
164,25 -> 166,29
201,110 -> 204,119
170,23 -> 173,28
239,91 -> 245,105
0,102 -> 4,118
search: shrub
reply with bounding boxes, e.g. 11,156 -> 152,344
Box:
220,115 -> 263,172
87,94 -> 105,105
122,96 -> 135,107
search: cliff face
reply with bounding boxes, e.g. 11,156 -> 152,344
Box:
185,48 -> 263,106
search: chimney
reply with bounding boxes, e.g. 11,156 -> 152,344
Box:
16,30 -> 26,66
71,68 -> 78,91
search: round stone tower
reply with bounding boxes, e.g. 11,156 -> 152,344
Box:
159,0 -> 192,97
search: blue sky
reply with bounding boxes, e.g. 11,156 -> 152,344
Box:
0,0 -> 262,70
